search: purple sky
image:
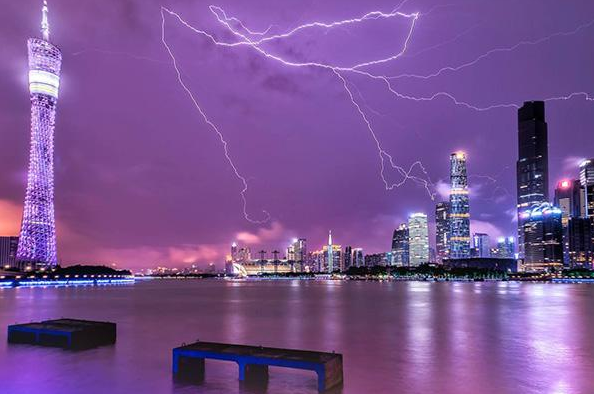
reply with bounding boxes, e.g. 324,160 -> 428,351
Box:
0,0 -> 593,270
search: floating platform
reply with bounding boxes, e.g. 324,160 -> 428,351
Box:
7,318 -> 116,350
172,341 -> 343,392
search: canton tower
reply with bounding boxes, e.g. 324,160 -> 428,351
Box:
16,1 -> 62,269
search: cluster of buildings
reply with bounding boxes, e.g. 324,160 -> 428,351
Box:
225,101 -> 593,276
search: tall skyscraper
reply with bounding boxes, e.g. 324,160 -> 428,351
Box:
408,213 -> 429,266
472,233 -> 491,258
435,201 -> 451,262
16,1 -> 61,269
567,217 -> 594,269
517,101 -> 549,258
449,152 -> 470,258
520,203 -> 563,271
580,159 -> 594,217
287,238 -> 307,272
343,246 -> 353,270
327,231 -> 333,273
352,248 -> 364,267
554,179 -> 582,265
391,223 -> 409,267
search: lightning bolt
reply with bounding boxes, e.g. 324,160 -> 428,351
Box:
160,10 -> 270,224
160,4 -> 593,220
388,18 -> 594,80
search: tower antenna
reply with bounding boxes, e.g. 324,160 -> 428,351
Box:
41,0 -> 50,41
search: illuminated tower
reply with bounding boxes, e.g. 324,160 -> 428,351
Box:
434,201 -> 450,262
16,1 -> 62,269
449,152 -> 471,258
408,213 -> 429,266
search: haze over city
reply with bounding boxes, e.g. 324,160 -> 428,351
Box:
1,0 -> 593,270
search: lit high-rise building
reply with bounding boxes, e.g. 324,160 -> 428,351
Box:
449,152 -> 470,258
343,246 -> 353,270
554,179 -> 582,265
567,217 -> 594,269
287,238 -> 307,271
517,101 -> 549,259
391,223 -> 409,267
472,233 -> 491,258
580,159 -> 594,217
435,201 -> 450,262
16,1 -> 62,269
408,213 -> 429,266
520,203 -> 563,271
0,237 -> 19,268
352,248 -> 364,267
495,237 -> 515,259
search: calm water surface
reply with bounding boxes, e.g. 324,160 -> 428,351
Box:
1,279 -> 593,394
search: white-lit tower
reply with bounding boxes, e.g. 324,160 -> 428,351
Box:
16,1 -> 62,269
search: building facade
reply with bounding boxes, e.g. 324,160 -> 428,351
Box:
567,217 -> 594,269
495,237 -> 515,259
408,213 -> 429,266
580,159 -> 594,217
520,203 -> 563,271
0,237 -> 19,268
352,248 -> 364,268
554,179 -> 582,265
16,2 -> 62,269
343,246 -> 353,270
472,233 -> 491,258
435,201 -> 451,263
391,223 -> 409,267
517,101 -> 549,259
287,238 -> 307,271
449,152 -> 471,258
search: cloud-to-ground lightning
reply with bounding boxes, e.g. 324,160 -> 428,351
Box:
160,4 -> 593,220
160,11 -> 270,224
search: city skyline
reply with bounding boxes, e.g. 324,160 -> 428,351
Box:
0,0 -> 593,269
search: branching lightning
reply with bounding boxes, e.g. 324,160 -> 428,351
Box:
160,4 -> 593,221
160,11 -> 269,224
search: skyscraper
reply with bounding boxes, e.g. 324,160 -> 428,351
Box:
408,213 -> 429,266
391,223 -> 409,267
554,179 -> 582,265
517,101 -> 549,258
352,248 -> 364,267
344,246 -> 353,270
567,217 -> 594,269
449,152 -> 470,258
495,237 -> 515,258
520,203 -> 563,271
16,1 -> 61,269
472,233 -> 491,258
327,230 -> 333,273
287,238 -> 307,272
435,201 -> 450,262
580,159 -> 594,217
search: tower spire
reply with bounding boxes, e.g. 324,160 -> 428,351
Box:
41,0 -> 50,41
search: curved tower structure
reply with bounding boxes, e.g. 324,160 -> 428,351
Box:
17,1 -> 61,269
449,152 -> 470,259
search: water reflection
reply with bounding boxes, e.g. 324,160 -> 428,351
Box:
0,280 -> 593,394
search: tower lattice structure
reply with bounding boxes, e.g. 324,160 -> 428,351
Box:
17,1 -> 61,269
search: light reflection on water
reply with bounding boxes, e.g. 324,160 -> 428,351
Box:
0,280 -> 593,394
